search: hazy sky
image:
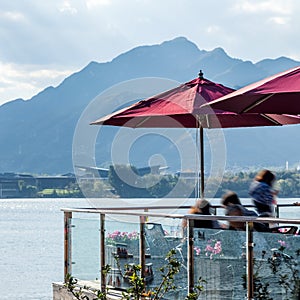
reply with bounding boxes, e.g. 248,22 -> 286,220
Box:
1,0 -> 300,105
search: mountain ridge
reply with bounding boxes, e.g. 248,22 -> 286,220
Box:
1,37 -> 299,173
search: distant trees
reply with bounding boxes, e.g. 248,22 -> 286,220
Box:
18,180 -> 38,198
108,165 -> 195,198
217,170 -> 300,198
109,164 -> 150,198
78,178 -> 114,198
12,168 -> 300,198
146,174 -> 178,198
275,171 -> 300,197
109,167 -> 300,199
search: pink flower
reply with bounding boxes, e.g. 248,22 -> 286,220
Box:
106,230 -> 139,242
205,245 -> 214,252
278,240 -> 286,247
194,247 -> 201,256
205,240 -> 222,259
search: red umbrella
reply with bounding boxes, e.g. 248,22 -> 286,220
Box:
91,71 -> 300,198
201,65 -> 300,114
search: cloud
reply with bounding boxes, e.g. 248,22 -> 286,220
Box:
206,26 -> 221,34
1,0 -> 300,103
268,17 -> 289,25
85,0 -> 112,9
233,0 -> 292,14
0,10 -> 26,21
58,0 -> 78,14
0,62 -> 75,104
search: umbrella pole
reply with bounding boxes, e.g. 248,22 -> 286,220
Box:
195,126 -> 199,199
200,126 -> 204,199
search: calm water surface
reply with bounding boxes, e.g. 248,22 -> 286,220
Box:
0,198 -> 299,300
0,198 -> 90,300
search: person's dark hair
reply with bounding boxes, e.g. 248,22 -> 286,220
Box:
255,169 -> 275,186
222,191 -> 241,206
183,199 -> 213,229
194,199 -> 211,215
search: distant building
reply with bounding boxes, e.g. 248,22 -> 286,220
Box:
75,164 -> 166,180
0,173 -> 36,198
36,175 -> 76,190
0,173 -> 76,198
175,171 -> 200,179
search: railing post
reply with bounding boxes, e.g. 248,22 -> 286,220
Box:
200,126 -> 205,199
275,205 -> 279,218
246,221 -> 254,300
100,213 -> 106,292
64,211 -> 72,281
187,218 -> 194,294
139,216 -> 146,281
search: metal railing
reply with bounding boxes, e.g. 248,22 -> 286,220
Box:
62,204 -> 300,299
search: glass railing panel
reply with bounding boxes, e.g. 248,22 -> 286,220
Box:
193,228 -> 247,299
104,218 -> 140,289
105,218 -> 189,297
253,223 -> 300,300
146,222 -> 188,299
71,217 -> 100,281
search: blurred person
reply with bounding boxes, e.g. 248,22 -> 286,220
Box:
222,191 -> 257,217
249,170 -> 278,216
222,191 -> 269,232
183,199 -> 222,229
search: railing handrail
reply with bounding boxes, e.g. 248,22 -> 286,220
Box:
61,206 -> 300,225
61,202 -> 298,211
184,214 -> 300,225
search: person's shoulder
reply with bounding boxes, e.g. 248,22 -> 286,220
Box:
250,180 -> 269,192
226,204 -> 243,216
251,180 -> 265,188
212,220 -> 222,229
258,182 -> 271,193
249,180 -> 259,192
227,205 -> 257,217
243,208 -> 258,216
189,207 -> 200,214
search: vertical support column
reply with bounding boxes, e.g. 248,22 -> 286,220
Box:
246,222 -> 254,300
64,211 -> 72,281
200,126 -> 204,199
187,218 -> 194,294
139,216 -> 146,281
100,213 -> 106,292
275,205 -> 279,218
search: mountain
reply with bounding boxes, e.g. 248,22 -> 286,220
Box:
0,36 -> 300,174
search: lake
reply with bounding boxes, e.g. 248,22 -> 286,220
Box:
0,198 -> 299,299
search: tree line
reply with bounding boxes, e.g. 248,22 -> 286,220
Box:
17,166 -> 300,198
78,165 -> 300,199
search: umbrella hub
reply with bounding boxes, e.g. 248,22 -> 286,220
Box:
198,70 -> 204,79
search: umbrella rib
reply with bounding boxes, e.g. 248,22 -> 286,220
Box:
242,93 -> 275,113
260,114 -> 281,125
134,116 -> 152,128
206,114 -> 210,129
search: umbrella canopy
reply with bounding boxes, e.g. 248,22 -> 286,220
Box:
92,72 -> 300,128
201,65 -> 300,114
92,72 -> 235,128
91,71 -> 300,198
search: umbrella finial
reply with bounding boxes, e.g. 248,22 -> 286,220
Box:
198,70 -> 204,79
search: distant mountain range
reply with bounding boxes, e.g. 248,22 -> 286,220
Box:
1,37 -> 300,174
